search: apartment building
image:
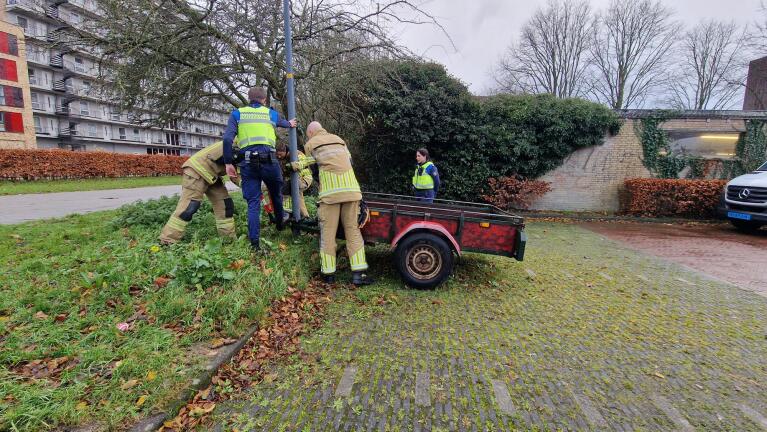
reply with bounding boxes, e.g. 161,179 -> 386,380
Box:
0,4 -> 36,149
4,0 -> 227,155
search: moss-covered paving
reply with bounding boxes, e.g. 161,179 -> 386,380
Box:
213,223 -> 767,432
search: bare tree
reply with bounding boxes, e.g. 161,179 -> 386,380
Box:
65,0 -> 445,126
666,21 -> 748,110
495,0 -> 595,98
590,0 -> 676,109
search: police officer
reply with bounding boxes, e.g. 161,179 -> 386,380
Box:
291,121 -> 374,286
412,147 -> 440,203
222,87 -> 297,251
159,140 -> 239,244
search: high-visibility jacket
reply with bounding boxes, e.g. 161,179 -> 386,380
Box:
298,129 -> 361,205
412,161 -> 435,190
236,105 -> 276,149
182,141 -> 228,184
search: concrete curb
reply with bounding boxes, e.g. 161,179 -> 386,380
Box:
519,211 -> 722,225
127,325 -> 259,432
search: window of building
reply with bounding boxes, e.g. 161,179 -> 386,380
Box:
80,101 -> 90,116
88,123 -> 97,137
69,123 -> 78,135
34,116 -> 42,133
82,80 -> 91,94
165,132 -> 179,146
74,56 -> 85,73
30,92 -> 39,109
0,32 -> 19,56
28,68 -> 37,86
0,90 -> 5,106
118,127 -> 126,140
132,128 -> 140,141
0,112 -> 5,132
16,17 -> 28,33
668,132 -> 740,160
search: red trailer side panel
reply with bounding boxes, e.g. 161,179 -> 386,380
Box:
461,222 -> 518,255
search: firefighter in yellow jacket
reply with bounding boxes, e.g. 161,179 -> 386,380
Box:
290,121 -> 374,285
159,141 -> 240,244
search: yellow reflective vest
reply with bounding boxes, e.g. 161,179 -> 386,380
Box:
412,161 -> 435,190
236,106 -> 276,149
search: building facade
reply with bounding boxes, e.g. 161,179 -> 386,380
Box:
0,4 -> 36,149
744,56 -> 767,111
3,0 -> 227,155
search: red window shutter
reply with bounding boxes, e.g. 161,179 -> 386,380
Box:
0,33 -> 8,56
4,112 -> 24,133
2,60 -> 17,82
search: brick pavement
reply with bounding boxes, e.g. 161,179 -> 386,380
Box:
213,223 -> 767,431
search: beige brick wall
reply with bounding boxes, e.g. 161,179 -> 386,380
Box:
530,118 -> 747,212
0,20 -> 36,150
530,120 -> 648,212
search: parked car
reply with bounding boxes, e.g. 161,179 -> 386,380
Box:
719,160 -> 767,232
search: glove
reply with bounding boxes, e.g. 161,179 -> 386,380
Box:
289,161 -> 302,171
358,200 -> 370,229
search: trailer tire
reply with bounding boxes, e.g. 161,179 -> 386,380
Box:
395,232 -> 454,289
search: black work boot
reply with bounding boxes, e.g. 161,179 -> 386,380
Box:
321,273 -> 336,284
351,271 -> 375,286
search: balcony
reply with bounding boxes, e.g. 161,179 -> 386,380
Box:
50,55 -> 64,68
52,80 -> 66,92
55,104 -> 69,115
6,0 -> 45,14
59,127 -> 78,137
45,5 -> 60,19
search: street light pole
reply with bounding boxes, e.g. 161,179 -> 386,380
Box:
282,0 -> 300,223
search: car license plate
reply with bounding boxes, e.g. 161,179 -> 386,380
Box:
728,211 -> 752,221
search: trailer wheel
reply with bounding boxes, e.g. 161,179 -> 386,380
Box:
395,232 -> 454,289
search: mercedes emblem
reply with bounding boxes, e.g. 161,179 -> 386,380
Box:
739,188 -> 751,199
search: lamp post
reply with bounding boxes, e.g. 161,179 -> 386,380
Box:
283,0 -> 300,223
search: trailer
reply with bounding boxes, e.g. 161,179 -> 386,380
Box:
359,193 -> 526,288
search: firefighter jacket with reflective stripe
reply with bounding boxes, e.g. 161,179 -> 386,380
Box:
182,141 -> 228,185
412,161 -> 435,190
237,106 -> 276,149
302,129 -> 361,205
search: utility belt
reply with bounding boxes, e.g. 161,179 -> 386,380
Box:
241,149 -> 278,165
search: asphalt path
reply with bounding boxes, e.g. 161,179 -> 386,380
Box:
0,183 -> 239,225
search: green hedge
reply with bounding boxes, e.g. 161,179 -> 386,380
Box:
346,60 -> 621,200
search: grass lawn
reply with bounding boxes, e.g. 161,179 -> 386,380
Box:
0,194 -> 317,430
0,176 -> 181,195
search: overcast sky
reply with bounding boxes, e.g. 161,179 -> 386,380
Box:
393,0 -> 760,95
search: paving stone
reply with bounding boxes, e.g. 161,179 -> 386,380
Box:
416,372 -> 431,407
738,403 -> 767,430
490,379 -> 516,416
650,394 -> 695,432
335,365 -> 358,398
569,387 -> 609,429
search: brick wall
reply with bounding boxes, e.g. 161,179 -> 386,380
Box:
0,20 -> 35,149
530,117 -> 748,212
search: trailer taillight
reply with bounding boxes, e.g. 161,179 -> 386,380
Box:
480,222 -> 491,228
371,211 -> 380,216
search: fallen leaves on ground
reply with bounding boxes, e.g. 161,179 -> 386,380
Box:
153,276 -> 171,288
209,338 -> 237,349
13,356 -> 79,381
159,281 -> 332,431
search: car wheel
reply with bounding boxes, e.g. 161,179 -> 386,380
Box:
730,219 -> 764,233
395,232 -> 454,289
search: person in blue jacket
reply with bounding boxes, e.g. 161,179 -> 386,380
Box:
222,87 -> 296,251
412,148 -> 440,203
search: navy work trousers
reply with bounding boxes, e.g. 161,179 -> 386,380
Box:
238,146 -> 284,247
415,189 -> 436,204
